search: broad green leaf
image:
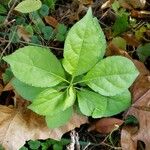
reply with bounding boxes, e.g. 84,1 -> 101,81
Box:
83,56 -> 139,96
3,46 -> 66,88
136,43 -> 150,62
28,88 -> 66,116
14,0 -> 42,13
103,90 -> 131,117
63,86 -> 76,110
12,78 -> 45,101
63,8 -> 106,76
46,107 -> 73,128
77,89 -> 131,118
77,90 -> 107,118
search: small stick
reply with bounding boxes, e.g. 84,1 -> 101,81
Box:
4,0 -> 18,25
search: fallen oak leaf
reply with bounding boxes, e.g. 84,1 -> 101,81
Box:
121,90 -> 150,150
0,105 -> 87,150
88,118 -> 124,134
121,71 -> 150,150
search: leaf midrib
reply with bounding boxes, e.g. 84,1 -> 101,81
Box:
79,72 -> 137,83
10,59 -> 67,83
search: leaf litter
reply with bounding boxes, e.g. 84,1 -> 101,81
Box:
0,0 -> 150,149
0,101 -> 87,150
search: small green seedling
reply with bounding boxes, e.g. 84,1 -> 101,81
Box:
3,8 -> 139,128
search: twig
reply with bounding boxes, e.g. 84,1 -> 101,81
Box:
75,131 -> 80,150
4,0 -> 18,25
0,27 -> 17,59
67,130 -> 76,150
83,142 -> 91,150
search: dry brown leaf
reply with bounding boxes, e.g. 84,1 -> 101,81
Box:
122,0 -> 146,9
44,16 -> 59,28
122,33 -> 140,47
17,26 -> 31,42
121,90 -> 150,150
0,105 -> 87,150
121,61 -> 150,150
106,42 -> 131,59
118,0 -> 133,10
131,10 -> 150,18
88,118 -> 124,134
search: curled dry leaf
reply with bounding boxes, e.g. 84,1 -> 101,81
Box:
121,62 -> 150,149
88,118 -> 124,134
0,105 -> 87,150
44,16 -> 59,28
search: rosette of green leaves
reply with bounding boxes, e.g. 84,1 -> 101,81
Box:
3,8 -> 139,128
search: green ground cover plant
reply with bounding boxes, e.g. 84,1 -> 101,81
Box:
3,8 -> 139,128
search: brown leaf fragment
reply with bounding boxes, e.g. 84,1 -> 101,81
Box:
131,10 -> 150,18
17,26 -> 31,42
122,0 -> 146,9
130,60 -> 150,103
122,33 -> 140,47
107,42 -> 131,59
121,126 -> 138,150
44,16 -> 59,28
88,118 -> 124,134
0,105 -> 87,150
118,0 -> 133,10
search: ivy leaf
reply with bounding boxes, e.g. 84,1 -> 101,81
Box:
103,90 -> 131,117
63,8 -> 106,76
12,78 -> 46,101
136,43 -> 150,62
3,46 -> 66,88
46,107 -> 73,128
83,56 -> 139,96
63,86 -> 76,110
28,88 -> 66,116
14,0 -> 42,13
77,89 -> 107,118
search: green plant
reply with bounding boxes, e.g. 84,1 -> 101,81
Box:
3,8 -> 139,128
112,0 -> 129,36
